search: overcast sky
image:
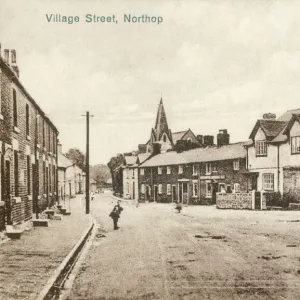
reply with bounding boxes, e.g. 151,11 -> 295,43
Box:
1,0 -> 300,164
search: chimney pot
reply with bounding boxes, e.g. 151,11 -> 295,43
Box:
4,49 -> 9,64
217,129 -> 230,148
263,113 -> 276,120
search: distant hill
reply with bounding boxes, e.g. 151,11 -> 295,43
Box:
90,164 -> 111,187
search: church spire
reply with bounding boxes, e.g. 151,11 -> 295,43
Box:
154,97 -> 170,140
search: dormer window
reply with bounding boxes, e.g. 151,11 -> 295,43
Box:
192,164 -> 197,175
206,163 -> 212,175
291,136 -> 300,154
255,140 -> 267,156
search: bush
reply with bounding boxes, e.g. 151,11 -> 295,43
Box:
282,193 -> 298,208
265,192 -> 282,207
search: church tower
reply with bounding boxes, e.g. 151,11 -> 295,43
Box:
147,98 -> 173,153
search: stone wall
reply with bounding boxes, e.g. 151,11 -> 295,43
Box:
216,192 -> 254,209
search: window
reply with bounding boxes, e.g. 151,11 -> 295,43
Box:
167,166 -> 171,174
126,169 -> 129,179
163,134 -> 167,142
192,181 -> 198,197
158,167 -> 162,174
140,168 -> 144,175
49,166 -> 51,193
219,183 -> 226,193
256,140 -> 267,156
226,185 -> 232,193
262,173 -> 274,191
212,163 -> 217,172
53,165 -> 56,193
206,163 -> 212,175
126,182 -> 129,193
158,184 -> 162,194
43,162 -> 46,193
291,136 -> 300,154
193,164 -> 197,175
167,184 -> 171,195
205,182 -> 212,198
178,165 -> 183,174
26,104 -> 30,136
141,184 -> 145,194
53,134 -> 56,154
13,89 -> 17,127
14,150 -> 19,196
233,159 -> 239,170
132,169 -> 134,178
27,155 -> 31,194
233,183 -> 240,193
48,126 -> 51,151
43,120 -> 45,147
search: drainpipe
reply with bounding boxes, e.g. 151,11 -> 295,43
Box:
277,145 -> 280,193
151,168 -> 153,202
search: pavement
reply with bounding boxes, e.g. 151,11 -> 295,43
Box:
0,194 -> 91,300
69,193 -> 300,300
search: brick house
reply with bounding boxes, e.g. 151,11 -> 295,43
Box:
246,110 -> 300,202
0,46 -> 59,229
58,143 -> 86,202
139,135 -> 248,205
122,153 -> 150,200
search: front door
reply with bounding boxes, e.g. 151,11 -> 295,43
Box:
4,160 -> 11,225
133,182 -> 135,199
211,182 -> 218,204
154,185 -> 158,202
172,185 -> 176,202
182,182 -> 188,204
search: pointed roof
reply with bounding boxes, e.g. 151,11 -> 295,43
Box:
154,97 -> 170,141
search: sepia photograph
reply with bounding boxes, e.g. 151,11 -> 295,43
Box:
1,0 -> 300,299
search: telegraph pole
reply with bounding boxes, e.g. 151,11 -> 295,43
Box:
82,111 -> 93,214
86,111 -> 90,214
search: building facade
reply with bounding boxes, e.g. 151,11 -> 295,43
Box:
247,110 -> 300,202
0,46 -> 59,229
139,140 -> 248,205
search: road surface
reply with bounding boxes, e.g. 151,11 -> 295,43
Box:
67,193 -> 300,300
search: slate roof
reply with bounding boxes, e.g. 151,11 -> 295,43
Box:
249,108 -> 300,144
124,156 -> 137,166
137,153 -> 151,164
172,130 -> 188,145
140,142 -> 247,167
58,152 -> 73,169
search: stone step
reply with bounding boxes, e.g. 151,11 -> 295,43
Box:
32,219 -> 50,227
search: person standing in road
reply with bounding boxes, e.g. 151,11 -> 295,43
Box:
109,200 -> 124,230
91,191 -> 95,201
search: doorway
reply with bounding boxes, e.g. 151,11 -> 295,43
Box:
133,182 -> 135,199
172,185 -> 176,202
4,160 -> 11,225
178,182 -> 188,204
211,182 -> 218,205
154,185 -> 158,202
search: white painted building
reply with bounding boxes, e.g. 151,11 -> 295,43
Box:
246,109 -> 300,201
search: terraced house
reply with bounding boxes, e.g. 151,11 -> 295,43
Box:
0,46 -> 58,231
246,110 -> 300,203
139,133 -> 248,205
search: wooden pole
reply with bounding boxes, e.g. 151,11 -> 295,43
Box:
86,111 -> 90,214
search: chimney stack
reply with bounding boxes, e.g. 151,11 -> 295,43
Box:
10,49 -> 19,77
4,49 -> 9,65
203,135 -> 214,146
217,129 -> 230,148
152,142 -> 161,156
263,113 -> 276,120
58,143 -> 63,154
138,144 -> 147,153
197,135 -> 203,145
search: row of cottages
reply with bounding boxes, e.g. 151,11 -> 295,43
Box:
0,46 -> 59,230
138,137 -> 248,205
246,110 -> 300,202
57,143 -> 86,201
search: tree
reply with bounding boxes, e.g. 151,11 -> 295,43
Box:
90,164 -> 111,187
107,154 -> 124,194
65,148 -> 86,171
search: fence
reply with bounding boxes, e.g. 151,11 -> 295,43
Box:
216,191 -> 255,210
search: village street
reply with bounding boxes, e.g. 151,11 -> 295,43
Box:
67,193 -> 300,300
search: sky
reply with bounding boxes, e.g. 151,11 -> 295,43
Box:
1,0 -> 300,164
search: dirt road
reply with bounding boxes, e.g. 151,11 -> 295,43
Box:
67,193 -> 300,300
